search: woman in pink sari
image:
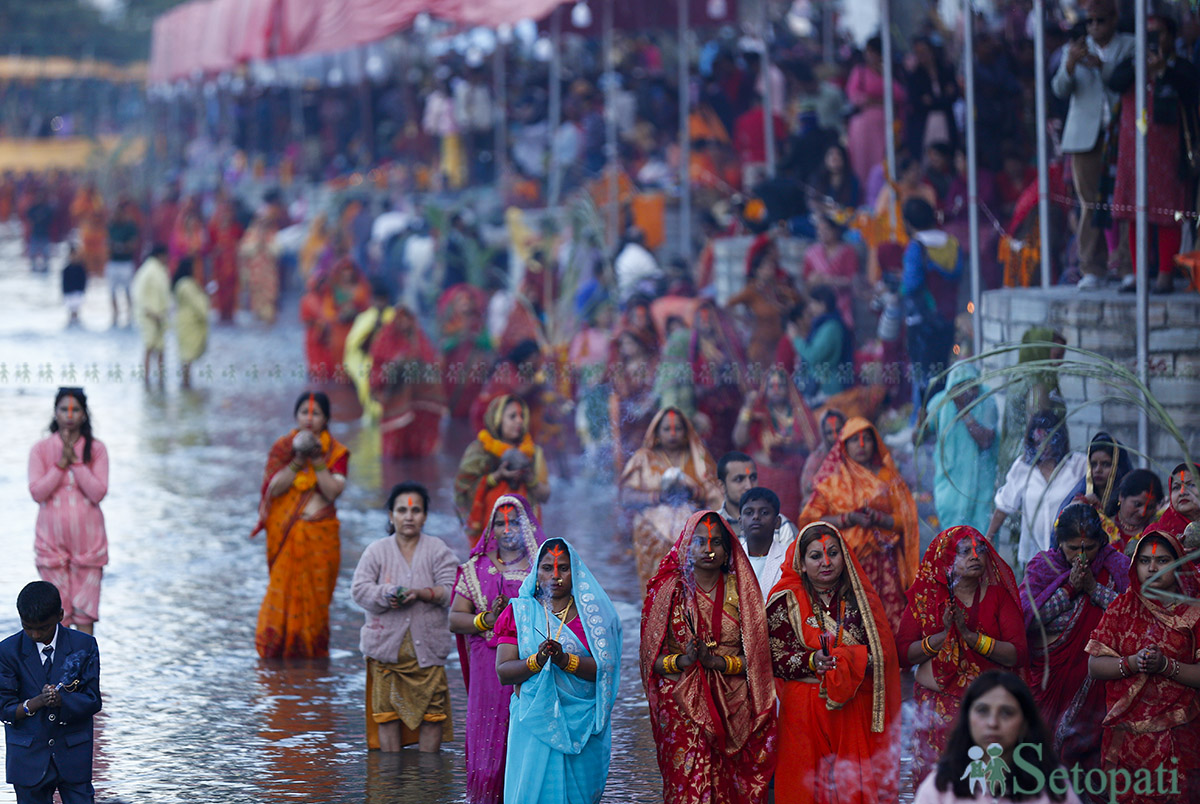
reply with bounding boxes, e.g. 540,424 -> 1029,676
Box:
802,215 -> 859,329
846,37 -> 907,189
27,388 -> 108,633
448,494 -> 543,803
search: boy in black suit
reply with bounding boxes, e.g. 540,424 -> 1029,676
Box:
0,581 -> 102,803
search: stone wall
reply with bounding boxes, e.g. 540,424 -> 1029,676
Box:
979,287 -> 1200,471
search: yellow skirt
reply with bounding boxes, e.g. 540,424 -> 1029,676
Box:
364,632 -> 453,748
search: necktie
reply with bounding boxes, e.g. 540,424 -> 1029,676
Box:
42,645 -> 53,681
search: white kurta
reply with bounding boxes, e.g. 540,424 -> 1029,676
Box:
994,452 -> 1088,566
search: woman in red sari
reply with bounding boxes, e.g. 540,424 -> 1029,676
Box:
252,392 -> 349,658
1153,462 -> 1200,538
641,511 -> 778,804
1020,503 -> 1130,771
1086,530 -> 1200,802
208,198 -> 244,323
369,305 -> 447,458
436,283 -> 493,419
169,199 -> 208,281
727,234 -> 800,367
690,300 -> 747,458
798,417 -> 918,631
300,254 -> 370,382
733,367 -> 821,522
767,521 -> 900,804
895,526 -> 1028,791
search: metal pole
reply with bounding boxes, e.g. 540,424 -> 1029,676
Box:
679,0 -> 693,260
1134,0 -> 1149,465
547,8 -> 563,207
495,41 -> 508,195
964,0 -> 981,357
761,1 -> 776,178
605,0 -> 619,250
823,0 -> 835,66
1034,0 -> 1052,289
880,0 -> 896,179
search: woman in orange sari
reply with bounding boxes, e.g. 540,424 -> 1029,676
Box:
767,522 -> 901,804
733,367 -> 821,522
797,417 -> 918,631
369,304 -> 447,459
300,254 -> 370,382
895,526 -> 1028,790
641,511 -> 778,804
252,392 -> 350,658
620,408 -> 724,592
726,234 -> 800,368
454,395 -> 551,543
1086,530 -> 1200,802
70,183 -> 107,276
208,198 -> 244,323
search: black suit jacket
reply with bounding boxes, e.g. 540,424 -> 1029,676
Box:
0,626 -> 102,786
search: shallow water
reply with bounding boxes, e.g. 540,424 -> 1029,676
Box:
0,232 -> 918,803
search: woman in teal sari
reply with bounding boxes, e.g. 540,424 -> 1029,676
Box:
494,538 -> 622,804
926,362 -> 998,533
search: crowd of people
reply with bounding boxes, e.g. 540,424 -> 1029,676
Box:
18,370 -> 1200,803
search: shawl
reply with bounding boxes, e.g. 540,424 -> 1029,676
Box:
767,522 -> 900,733
250,428 -> 349,553
618,407 -> 719,504
801,417 -> 920,587
1085,530 -> 1200,735
640,511 -> 776,754
369,306 -> 444,396
1022,539 -> 1131,632
454,395 -> 546,521
746,368 -> 821,460
897,526 -> 1025,696
453,493 -> 544,690
510,538 -> 623,740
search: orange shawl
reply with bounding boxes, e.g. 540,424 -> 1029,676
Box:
799,417 -> 920,588
767,523 -> 900,734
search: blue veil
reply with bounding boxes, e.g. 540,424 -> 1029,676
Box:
503,538 -> 622,804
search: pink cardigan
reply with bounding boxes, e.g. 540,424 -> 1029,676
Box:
27,434 -> 109,569
351,533 -> 460,667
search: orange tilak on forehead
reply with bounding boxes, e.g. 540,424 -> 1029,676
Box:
702,519 -> 718,553
307,393 -> 315,417
1152,541 -> 1159,556
858,432 -> 866,450
668,411 -> 678,429
65,399 -> 78,415
503,507 -> 510,529
407,496 -> 413,508
818,535 -> 833,559
547,544 -> 567,574
969,534 -> 979,558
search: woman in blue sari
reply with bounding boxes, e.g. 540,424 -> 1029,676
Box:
494,537 -> 622,804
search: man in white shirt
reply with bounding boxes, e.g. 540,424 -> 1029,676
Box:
718,452 -> 798,580
736,488 -> 797,602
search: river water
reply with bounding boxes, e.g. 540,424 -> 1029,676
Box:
0,232 -> 922,803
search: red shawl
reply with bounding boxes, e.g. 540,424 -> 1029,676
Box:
895,526 -> 1028,697
640,511 -> 778,802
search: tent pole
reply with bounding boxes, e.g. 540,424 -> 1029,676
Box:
679,0 -> 692,259
1134,0 -> 1149,465
495,40 -> 508,197
964,0 -> 981,357
548,7 -> 564,207
1034,0 -> 1052,288
881,0 -> 896,180
605,0 -> 619,251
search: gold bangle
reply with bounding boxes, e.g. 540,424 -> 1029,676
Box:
311,461 -> 327,472
289,461 -> 303,473
808,651 -> 818,672
565,653 -> 580,675
663,654 -> 677,674
922,636 -> 936,657
526,654 -> 542,673
724,655 -> 742,675
474,612 -> 489,633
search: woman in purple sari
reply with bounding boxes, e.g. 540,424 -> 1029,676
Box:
1019,503 -> 1130,771
449,493 -> 544,803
